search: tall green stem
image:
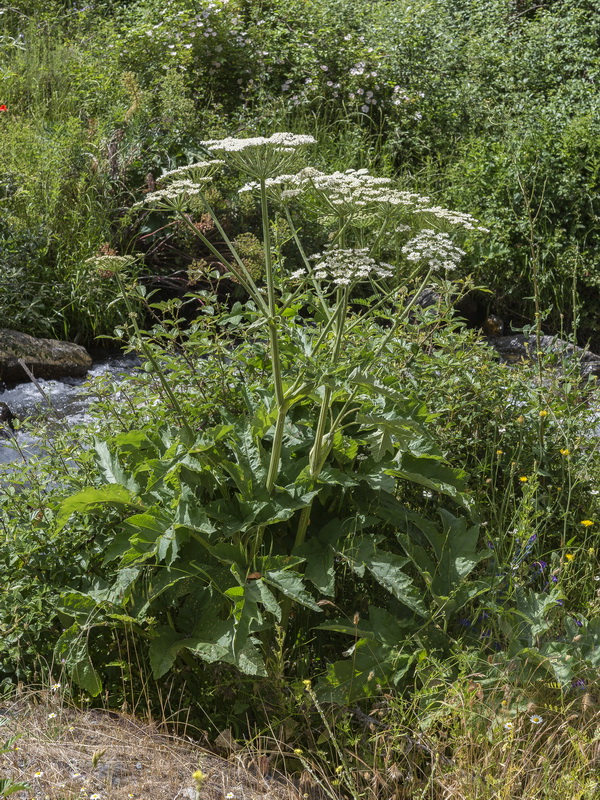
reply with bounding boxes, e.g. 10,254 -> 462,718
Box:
293,287 -> 349,554
259,180 -> 287,496
116,273 -> 193,438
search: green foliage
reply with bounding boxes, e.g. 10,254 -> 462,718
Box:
53,377 -> 474,696
4,0 -> 600,342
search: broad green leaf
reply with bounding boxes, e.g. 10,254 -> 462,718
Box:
516,588 -> 561,639
55,625 -> 102,696
0,779 -> 30,796
264,570 -> 322,612
339,536 -> 427,617
59,592 -> 98,623
316,638 -> 413,703
390,453 -> 468,505
175,486 -> 215,535
94,439 -> 132,486
294,539 -> 335,596
149,627 -> 188,679
245,579 -> 282,621
55,484 -> 139,531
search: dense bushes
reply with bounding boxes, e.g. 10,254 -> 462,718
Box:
2,0 -> 600,343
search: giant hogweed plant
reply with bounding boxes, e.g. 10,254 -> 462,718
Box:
55,133 -> 491,701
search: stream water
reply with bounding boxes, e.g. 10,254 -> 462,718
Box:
0,354 -> 140,465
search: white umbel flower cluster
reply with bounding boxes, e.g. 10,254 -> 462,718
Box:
84,254 -> 137,277
415,205 -> 489,232
240,167 -> 427,213
157,159 -> 224,184
402,230 -> 466,272
201,132 -> 316,153
134,160 -> 224,207
134,178 -> 211,207
200,132 -> 316,180
239,166 -> 489,234
308,169 -> 428,214
301,246 -> 394,286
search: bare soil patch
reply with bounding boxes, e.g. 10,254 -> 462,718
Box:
0,697 -> 301,800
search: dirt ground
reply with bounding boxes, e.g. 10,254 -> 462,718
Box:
0,697 -> 305,800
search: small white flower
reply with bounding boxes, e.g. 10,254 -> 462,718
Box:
290,268 -> 306,281
504,721 -> 514,730
309,246 -> 393,286
530,715 -> 544,725
201,133 -> 316,153
47,712 -> 57,719
402,230 -> 466,272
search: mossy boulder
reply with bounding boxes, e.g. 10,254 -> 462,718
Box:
0,329 -> 92,383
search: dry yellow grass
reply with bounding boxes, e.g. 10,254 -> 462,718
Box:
0,697 -> 301,800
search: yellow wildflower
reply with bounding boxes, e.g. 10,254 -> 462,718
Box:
192,770 -> 207,788
496,449 -> 504,455
560,448 -> 570,456
519,476 -> 528,483
565,553 -> 575,561
539,410 -> 549,417
581,520 -> 594,527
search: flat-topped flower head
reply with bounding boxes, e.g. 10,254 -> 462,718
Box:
134,160 -> 223,209
201,132 -> 316,179
85,254 -> 137,278
414,204 -> 489,232
306,246 -> 393,287
402,229 -> 465,272
202,132 -> 315,153
135,178 -> 211,210
240,167 -> 429,220
157,159 -> 224,185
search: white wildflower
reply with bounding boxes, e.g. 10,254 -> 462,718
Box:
200,132 -> 316,179
290,268 -> 306,281
85,254 -> 137,275
134,178 -> 210,207
415,204 -> 489,232
402,230 -> 465,272
157,160 -> 223,185
309,246 -> 393,286
200,132 -> 316,153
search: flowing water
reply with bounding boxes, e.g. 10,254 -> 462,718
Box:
0,354 -> 140,465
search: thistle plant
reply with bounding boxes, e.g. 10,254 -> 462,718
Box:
57,133 -> 490,700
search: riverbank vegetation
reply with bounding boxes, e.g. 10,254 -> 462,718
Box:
2,1 -> 600,798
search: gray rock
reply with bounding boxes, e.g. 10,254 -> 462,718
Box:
488,334 -> 600,379
0,329 -> 92,383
